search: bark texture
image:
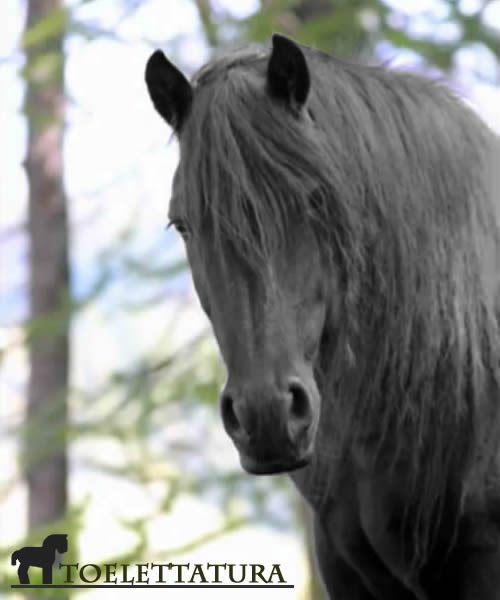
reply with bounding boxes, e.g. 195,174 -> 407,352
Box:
24,0 -> 69,530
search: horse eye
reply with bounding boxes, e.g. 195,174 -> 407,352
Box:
168,219 -> 190,240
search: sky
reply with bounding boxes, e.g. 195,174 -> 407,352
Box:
0,0 -> 499,597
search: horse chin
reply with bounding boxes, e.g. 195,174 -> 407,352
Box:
240,452 -> 312,475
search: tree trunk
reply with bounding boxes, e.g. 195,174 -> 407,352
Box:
24,0 -> 69,532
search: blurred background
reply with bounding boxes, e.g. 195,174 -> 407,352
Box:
0,0 -> 499,598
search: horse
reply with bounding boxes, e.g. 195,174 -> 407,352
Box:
145,34 -> 500,599
11,533 -> 68,584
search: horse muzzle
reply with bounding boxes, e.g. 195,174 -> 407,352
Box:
220,377 -> 319,474
240,451 -> 313,475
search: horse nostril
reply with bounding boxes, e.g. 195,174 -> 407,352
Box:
221,393 -> 240,434
288,381 -> 312,432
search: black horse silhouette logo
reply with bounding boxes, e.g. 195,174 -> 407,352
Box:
11,533 -> 68,584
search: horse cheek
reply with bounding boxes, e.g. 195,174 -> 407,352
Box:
299,296 -> 326,364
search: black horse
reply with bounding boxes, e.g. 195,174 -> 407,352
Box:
145,35 -> 500,599
11,533 -> 68,584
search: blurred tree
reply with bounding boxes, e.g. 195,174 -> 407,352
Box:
195,0 -> 500,76
24,0 -> 69,534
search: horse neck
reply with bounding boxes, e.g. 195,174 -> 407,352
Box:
42,541 -> 57,558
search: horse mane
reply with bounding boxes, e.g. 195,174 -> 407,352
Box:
175,41 -> 500,562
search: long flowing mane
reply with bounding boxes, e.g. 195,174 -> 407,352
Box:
175,42 -> 500,561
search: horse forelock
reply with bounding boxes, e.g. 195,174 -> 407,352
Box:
176,42 -> 500,561
176,46 -> 342,265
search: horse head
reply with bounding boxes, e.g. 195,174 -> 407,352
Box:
145,36 -> 339,474
43,533 -> 68,554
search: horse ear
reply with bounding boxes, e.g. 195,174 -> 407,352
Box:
145,50 -> 193,131
267,34 -> 310,108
